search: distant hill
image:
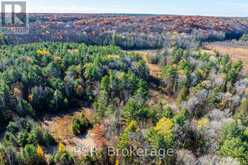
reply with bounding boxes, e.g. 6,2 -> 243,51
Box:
2,14 -> 248,49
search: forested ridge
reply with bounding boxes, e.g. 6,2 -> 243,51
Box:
0,42 -> 247,164
3,14 -> 248,49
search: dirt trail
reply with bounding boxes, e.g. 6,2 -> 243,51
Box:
131,50 -> 178,111
131,50 -> 162,79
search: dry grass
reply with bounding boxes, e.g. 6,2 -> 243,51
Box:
129,50 -> 162,79
148,89 -> 178,112
204,43 -> 248,73
130,50 -> 178,112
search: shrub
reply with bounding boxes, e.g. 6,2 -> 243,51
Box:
235,98 -> 248,125
150,103 -> 174,123
16,99 -> 35,117
72,114 -> 92,136
117,123 -> 135,151
176,87 -> 189,107
148,55 -> 160,64
174,122 -> 206,151
173,109 -> 189,126
219,121 -> 248,164
54,152 -> 74,165
123,97 -> 150,121
51,143 -> 75,165
0,145 -> 18,165
42,131 -> 56,147
161,105 -> 174,119
20,144 -> 46,165
146,117 -> 175,149
4,118 -> 55,148
219,138 -> 248,164
196,118 -> 209,129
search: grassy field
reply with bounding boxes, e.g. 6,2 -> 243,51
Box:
204,43 -> 248,73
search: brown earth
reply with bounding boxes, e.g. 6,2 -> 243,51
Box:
42,108 -> 97,157
131,50 -> 162,79
131,50 -> 178,111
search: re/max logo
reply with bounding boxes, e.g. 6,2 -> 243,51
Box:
1,1 -> 29,34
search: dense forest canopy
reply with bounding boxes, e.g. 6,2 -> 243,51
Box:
3,14 -> 248,49
0,42 -> 247,164
0,43 -> 150,164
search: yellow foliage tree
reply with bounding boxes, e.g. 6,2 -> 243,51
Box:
37,49 -> 49,56
154,117 -> 174,140
196,118 -> 209,129
36,145 -> 44,158
115,159 -> 119,165
58,143 -> 65,153
126,120 -> 138,132
117,120 -> 138,150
